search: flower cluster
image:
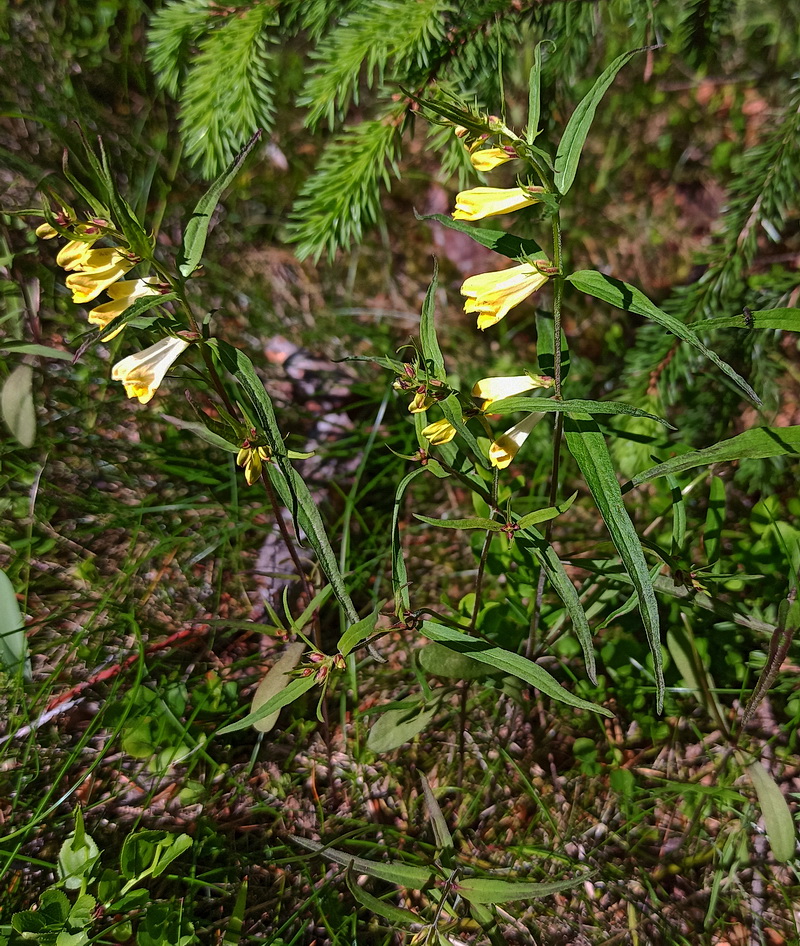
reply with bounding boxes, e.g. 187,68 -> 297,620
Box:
37,211 -> 186,405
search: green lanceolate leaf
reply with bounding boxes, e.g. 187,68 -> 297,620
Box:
338,610 -> 378,657
217,673 -> 316,735
249,642 -> 306,734
420,621 -> 611,716
554,47 -> 647,195
525,43 -> 546,143
439,393 -> 489,467
178,129 -> 262,278
393,467 -> 426,616
292,836 -> 436,889
745,760 -> 797,863
0,568 -> 30,680
97,292 -> 178,342
414,515 -> 503,532
707,308 -> 800,331
1,364 -> 35,448
367,695 -> 440,752
704,475 -> 726,566
418,641 -> 487,680
457,873 -> 589,904
487,395 -> 672,427
564,413 -> 663,711
417,212 -> 543,260
161,415 -> 239,453
0,342 -> 73,361
514,527 -> 596,683
517,492 -> 577,531
626,426 -> 800,488
345,864 -> 421,925
419,259 -> 446,382
567,270 -> 760,405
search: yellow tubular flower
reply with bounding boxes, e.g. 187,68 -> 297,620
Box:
408,391 -> 435,413
489,412 -> 545,469
469,147 -> 514,172
452,186 -> 543,221
36,223 -> 58,240
111,336 -> 190,404
472,374 -> 551,406
421,418 -> 457,445
87,279 -> 159,339
65,249 -> 136,303
461,264 -> 549,330
237,446 -> 270,485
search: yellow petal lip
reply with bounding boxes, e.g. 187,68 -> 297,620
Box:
469,147 -> 515,172
36,222 -> 59,240
472,374 -> 551,405
461,264 -> 549,330
111,336 -> 190,404
87,278 -> 159,338
489,412 -> 545,468
65,249 -> 136,303
409,391 -> 434,413
421,418 -> 457,445
452,186 -> 543,221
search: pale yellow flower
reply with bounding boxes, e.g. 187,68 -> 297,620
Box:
408,391 -> 435,413
472,374 -> 551,406
469,147 -> 514,172
452,186 -> 543,221
87,279 -> 160,339
489,412 -> 545,469
421,418 -> 457,445
36,222 -> 59,240
111,336 -> 190,404
237,446 -> 270,485
65,248 -> 136,303
461,264 -> 549,330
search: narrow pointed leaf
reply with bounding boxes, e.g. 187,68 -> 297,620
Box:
567,270 -> 759,404
292,836 -> 436,889
250,642 -> 306,733
338,610 -> 378,657
487,395 -> 672,426
414,515 -> 503,532
1,364 -> 35,448
420,621 -> 611,716
555,47 -> 647,194
417,212 -> 543,260
525,44 -> 545,143
457,873 -> 589,904
419,260 -> 445,381
161,415 -> 239,453
564,413 -> 663,711
217,673 -> 316,735
179,130 -> 261,278
626,426 -> 800,488
745,760 -> 796,863
345,865 -> 422,924
707,308 -> 800,331
421,774 -> 454,858
393,467 -> 426,615
517,492 -> 577,530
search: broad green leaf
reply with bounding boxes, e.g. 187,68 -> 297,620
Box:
418,641 -> 488,680
150,833 -> 192,878
367,695 -> 440,752
554,47 -> 646,194
487,395 -> 672,427
0,568 -> 29,679
0,342 -> 73,361
178,130 -> 262,278
338,610 -> 378,657
420,621 -> 611,716
249,642 -> 306,733
564,414 -> 663,711
345,865 -> 421,924
626,426 -> 800,488
457,873 -> 588,904
217,673 -> 316,735
514,529 -> 596,683
392,467 -> 426,615
417,212 -> 543,260
58,820 -> 100,891
161,414 -> 239,453
567,270 -> 760,405
415,515 -> 503,532
745,761 -> 796,863
707,308 -> 800,331
420,774 -> 454,859
419,260 -> 445,381
292,836 -> 436,889
2,364 -> 35,447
